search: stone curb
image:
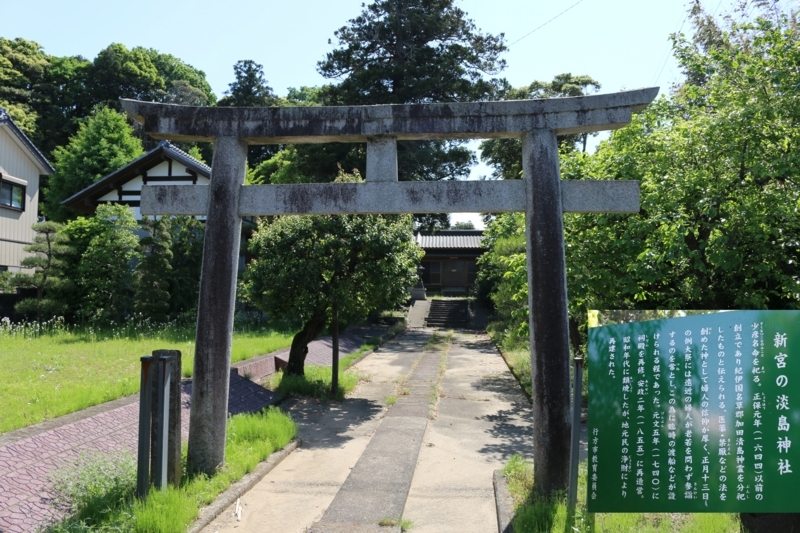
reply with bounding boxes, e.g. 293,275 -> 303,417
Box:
493,469 -> 515,533
344,321 -> 407,369
186,437 -> 302,533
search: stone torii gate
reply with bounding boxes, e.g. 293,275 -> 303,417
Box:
121,87 -> 658,493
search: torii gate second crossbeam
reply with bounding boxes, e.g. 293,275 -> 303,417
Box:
121,87 -> 658,494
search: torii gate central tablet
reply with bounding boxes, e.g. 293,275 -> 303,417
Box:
121,87 -> 659,492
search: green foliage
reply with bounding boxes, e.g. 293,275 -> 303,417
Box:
143,48 -> 215,105
501,456 -> 739,533
44,409 -> 296,533
12,221 -> 70,321
46,107 -> 143,221
451,220 -> 475,229
474,212 -> 528,348
76,204 -> 140,324
134,218 -> 173,323
0,38 -> 214,158
217,59 -> 278,166
317,0 -> 506,105
0,98 -> 38,135
165,216 -> 204,319
480,6 -> 800,359
50,451 -> 136,523
0,319 -> 292,433
0,271 -> 14,293
267,365 -> 361,401
257,0 -> 508,229
217,60 -> 277,107
0,37 -> 50,137
242,170 -> 423,374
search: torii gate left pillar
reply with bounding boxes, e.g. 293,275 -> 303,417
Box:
122,87 -> 658,492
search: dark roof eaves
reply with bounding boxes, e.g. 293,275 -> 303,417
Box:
0,108 -> 55,174
61,141 -> 210,210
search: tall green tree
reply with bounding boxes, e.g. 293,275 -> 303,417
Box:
479,73 -> 601,181
133,217 -> 173,323
217,60 -> 276,107
77,204 -> 140,324
478,4 -> 800,362
217,59 -> 278,166
86,43 -> 165,109
242,170 -> 423,375
166,216 -> 205,319
0,37 -> 50,137
46,107 -> 143,221
12,221 -> 70,321
0,39 -> 214,158
143,49 -> 215,106
260,0 -> 508,229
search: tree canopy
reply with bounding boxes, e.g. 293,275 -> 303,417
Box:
76,204 -> 141,324
478,73 -> 601,181
478,4 -> 800,357
242,170 -> 423,375
0,38 -> 214,157
45,107 -> 144,221
254,0 -> 508,229
12,221 -> 70,321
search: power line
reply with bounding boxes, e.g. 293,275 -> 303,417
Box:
509,0 -> 590,46
653,10 -> 689,85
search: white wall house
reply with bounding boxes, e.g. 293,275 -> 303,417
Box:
0,109 -> 55,273
61,140 -> 211,219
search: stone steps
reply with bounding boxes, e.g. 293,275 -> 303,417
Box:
424,299 -> 470,328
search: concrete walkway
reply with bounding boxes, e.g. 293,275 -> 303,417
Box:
0,326 -> 386,533
202,330 -> 533,533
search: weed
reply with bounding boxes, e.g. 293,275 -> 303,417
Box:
267,365 -> 360,401
385,395 -> 397,406
500,455 -> 740,533
49,451 -> 136,522
0,324 -> 293,433
378,517 -> 414,530
44,408 -> 297,533
423,329 -> 453,352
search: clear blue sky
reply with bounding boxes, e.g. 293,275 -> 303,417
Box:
2,0 -> 773,226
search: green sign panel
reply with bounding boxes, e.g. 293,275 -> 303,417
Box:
588,311 -> 800,512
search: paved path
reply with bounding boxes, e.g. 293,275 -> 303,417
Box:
0,327 -> 384,533
202,330 -> 534,533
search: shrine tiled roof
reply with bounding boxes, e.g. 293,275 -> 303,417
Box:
415,230 -> 484,249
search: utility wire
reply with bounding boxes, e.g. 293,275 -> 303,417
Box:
509,0 -> 589,46
653,11 -> 689,85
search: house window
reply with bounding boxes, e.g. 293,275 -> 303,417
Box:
0,179 -> 25,211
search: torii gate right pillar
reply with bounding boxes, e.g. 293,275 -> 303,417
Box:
524,129 -> 571,495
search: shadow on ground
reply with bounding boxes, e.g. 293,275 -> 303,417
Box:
287,397 -> 384,450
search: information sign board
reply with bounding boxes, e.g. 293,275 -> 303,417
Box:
588,311 -> 800,512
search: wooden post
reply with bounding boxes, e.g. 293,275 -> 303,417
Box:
523,129 -> 572,496
187,136 -> 248,475
331,303 -> 339,396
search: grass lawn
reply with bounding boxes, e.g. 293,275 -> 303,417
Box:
46,407 -> 297,533
503,455 -> 739,533
0,321 -> 293,434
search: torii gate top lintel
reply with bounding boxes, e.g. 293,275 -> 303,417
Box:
120,87 -> 658,144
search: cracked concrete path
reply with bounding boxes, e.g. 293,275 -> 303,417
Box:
203,330 -> 534,533
403,332 -> 533,533
201,330 -> 432,533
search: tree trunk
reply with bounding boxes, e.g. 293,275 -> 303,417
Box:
285,312 -> 327,376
